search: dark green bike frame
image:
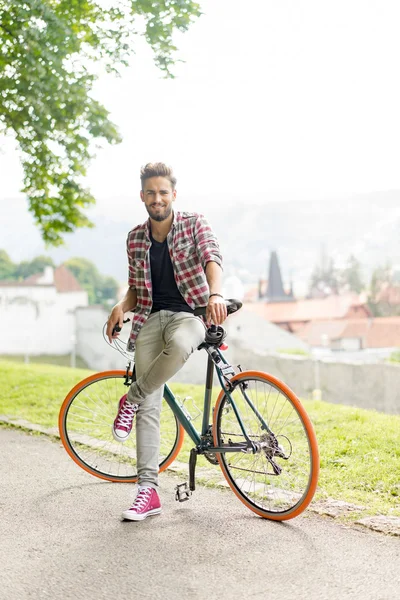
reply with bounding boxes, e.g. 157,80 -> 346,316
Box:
162,345 -> 272,455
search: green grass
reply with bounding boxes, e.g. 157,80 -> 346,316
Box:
387,350 -> 400,364
0,353 -> 89,369
277,348 -> 310,357
0,360 -> 93,427
308,400 -> 400,518
1,359 -> 400,520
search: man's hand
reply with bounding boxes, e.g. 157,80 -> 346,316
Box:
206,295 -> 227,326
106,305 -> 124,343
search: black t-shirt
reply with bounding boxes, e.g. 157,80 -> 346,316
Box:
150,233 -> 194,314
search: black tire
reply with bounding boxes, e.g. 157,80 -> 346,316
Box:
59,371 -> 185,482
213,371 -> 319,520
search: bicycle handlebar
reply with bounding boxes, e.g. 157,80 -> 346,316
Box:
111,298 -> 242,335
193,298 -> 242,318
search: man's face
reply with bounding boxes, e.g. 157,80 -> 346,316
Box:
140,176 -> 176,222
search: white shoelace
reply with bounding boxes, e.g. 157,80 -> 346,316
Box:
131,488 -> 151,511
116,402 -> 138,428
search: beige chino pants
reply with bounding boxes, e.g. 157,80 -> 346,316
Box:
127,310 -> 206,489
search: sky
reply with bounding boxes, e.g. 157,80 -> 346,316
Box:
1,0 -> 400,221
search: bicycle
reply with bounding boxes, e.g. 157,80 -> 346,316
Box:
59,299 -> 319,521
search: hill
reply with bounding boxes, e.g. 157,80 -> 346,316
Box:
2,190 -> 400,292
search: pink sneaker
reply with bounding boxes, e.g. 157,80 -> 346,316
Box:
122,487 -> 162,521
112,394 -> 138,442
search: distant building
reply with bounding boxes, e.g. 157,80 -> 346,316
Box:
245,250 -> 371,333
244,293 -> 371,333
0,266 -> 88,355
255,251 -> 295,303
374,282 -> 400,315
295,316 -> 400,352
224,307 -> 309,354
264,251 -> 295,303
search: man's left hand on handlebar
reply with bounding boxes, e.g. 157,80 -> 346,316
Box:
106,306 -> 124,343
206,295 -> 227,326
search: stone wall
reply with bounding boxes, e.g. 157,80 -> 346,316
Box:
225,345 -> 400,415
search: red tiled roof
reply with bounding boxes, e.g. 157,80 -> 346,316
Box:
296,317 -> 400,348
376,284 -> 400,305
365,317 -> 400,348
0,266 -> 83,292
54,265 -> 83,293
297,320 -> 347,344
243,294 -> 370,324
24,273 -> 41,284
340,320 -> 371,339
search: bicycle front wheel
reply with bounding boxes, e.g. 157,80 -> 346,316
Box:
59,371 -> 185,482
213,370 -> 319,520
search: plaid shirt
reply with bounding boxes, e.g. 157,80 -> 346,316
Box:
126,211 -> 223,351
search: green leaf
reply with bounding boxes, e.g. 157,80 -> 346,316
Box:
0,0 -> 201,244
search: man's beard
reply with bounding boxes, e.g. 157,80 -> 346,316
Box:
146,203 -> 173,222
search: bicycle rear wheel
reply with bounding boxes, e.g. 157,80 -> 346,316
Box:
213,370 -> 319,520
59,371 -> 184,482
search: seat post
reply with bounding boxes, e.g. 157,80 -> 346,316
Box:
201,353 -> 214,436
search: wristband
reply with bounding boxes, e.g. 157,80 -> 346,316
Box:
209,293 -> 223,299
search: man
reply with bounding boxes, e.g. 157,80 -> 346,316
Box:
106,162 -> 227,521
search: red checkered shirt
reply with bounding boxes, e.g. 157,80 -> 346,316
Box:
126,211 -> 223,351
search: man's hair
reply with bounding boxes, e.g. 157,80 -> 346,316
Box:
140,162 -> 177,190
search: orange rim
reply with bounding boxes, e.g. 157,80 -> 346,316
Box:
59,370 -> 185,482
213,370 -> 319,521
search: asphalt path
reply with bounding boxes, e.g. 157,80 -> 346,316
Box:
1,427 -> 399,600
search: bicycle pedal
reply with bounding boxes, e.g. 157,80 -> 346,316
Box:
175,482 -> 191,503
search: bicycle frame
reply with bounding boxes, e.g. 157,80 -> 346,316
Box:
163,346 -> 271,455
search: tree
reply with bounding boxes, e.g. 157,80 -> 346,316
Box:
368,262 -> 400,317
64,257 -> 98,303
14,255 -> 55,279
64,257 -> 118,304
308,258 -> 339,297
370,263 -> 392,302
339,255 -> 364,293
309,253 -> 366,297
98,274 -> 119,305
0,0 -> 201,245
0,249 -> 15,279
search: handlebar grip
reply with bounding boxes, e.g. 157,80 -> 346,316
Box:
111,317 -> 131,336
193,299 -> 243,318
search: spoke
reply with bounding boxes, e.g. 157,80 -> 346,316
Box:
229,465 -> 271,476
83,389 -> 115,418
68,413 -> 111,428
91,378 -> 122,413
259,386 -> 269,426
72,399 -> 113,420
268,391 -> 287,430
86,383 -> 115,416
268,386 -> 280,425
